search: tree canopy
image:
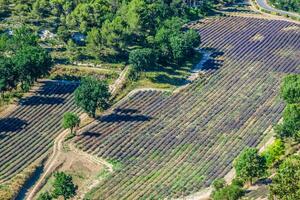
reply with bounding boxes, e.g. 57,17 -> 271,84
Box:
52,172 -> 77,200
270,155 -> 300,199
0,27 -> 52,93
74,77 -> 110,118
234,148 -> 266,184
62,112 -> 80,134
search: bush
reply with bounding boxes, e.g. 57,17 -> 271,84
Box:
129,48 -> 157,71
211,178 -> 245,200
261,139 -> 285,167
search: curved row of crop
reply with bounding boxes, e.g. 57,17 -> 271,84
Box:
0,81 -> 81,183
72,16 -> 300,199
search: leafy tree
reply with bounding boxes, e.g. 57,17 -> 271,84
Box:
234,148 -> 266,184
129,48 -> 157,71
270,155 -> 300,200
0,58 -> 16,93
261,139 -> 285,167
52,172 -> 77,200
86,27 -> 103,58
280,74 -> 300,104
13,45 -> 52,90
37,191 -> 52,200
276,103 -> 300,141
74,77 -> 110,118
62,112 -> 80,134
100,16 -> 129,56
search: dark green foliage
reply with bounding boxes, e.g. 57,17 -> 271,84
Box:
129,48 -> 157,71
13,45 -> 52,90
212,178 -> 226,191
234,148 -> 267,184
211,178 -> 245,200
280,74 -> 300,104
0,27 -> 52,94
37,191 -> 52,200
276,103 -> 300,141
270,155 -> 300,200
74,77 -> 110,118
52,172 -> 77,200
62,112 -> 80,134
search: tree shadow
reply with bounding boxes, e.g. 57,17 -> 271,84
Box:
0,117 -> 28,136
99,113 -> 152,123
150,74 -> 187,87
35,82 -> 79,95
80,131 -> 102,137
113,108 -> 140,115
19,96 -> 65,106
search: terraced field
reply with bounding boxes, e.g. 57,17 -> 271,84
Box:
0,80 -> 81,183
74,16 -> 300,199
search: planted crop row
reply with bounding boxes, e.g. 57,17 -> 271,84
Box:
74,16 -> 300,199
0,80 -> 81,183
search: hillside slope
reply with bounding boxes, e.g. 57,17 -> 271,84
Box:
73,16 -> 300,199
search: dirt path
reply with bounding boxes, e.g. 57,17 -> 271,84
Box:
110,66 -> 129,95
25,67 -> 128,199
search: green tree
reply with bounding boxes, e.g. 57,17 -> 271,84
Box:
280,74 -> 300,104
52,172 -> 77,200
261,139 -> 285,167
270,155 -> 300,199
129,48 -> 157,71
13,45 -> 52,90
234,148 -> 266,184
62,112 -> 80,134
37,191 -> 52,200
74,77 -> 110,118
276,103 -> 300,141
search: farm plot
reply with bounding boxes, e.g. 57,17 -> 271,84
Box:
0,80 -> 81,183
74,16 -> 300,199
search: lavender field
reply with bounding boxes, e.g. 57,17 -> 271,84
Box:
73,16 -> 300,199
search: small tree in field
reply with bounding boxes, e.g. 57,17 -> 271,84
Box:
62,112 -> 80,135
234,148 -> 266,184
52,172 -> 77,200
74,77 -> 110,118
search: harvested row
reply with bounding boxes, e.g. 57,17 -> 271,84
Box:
0,80 -> 81,183
74,16 -> 300,199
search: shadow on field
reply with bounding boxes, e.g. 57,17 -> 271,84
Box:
80,131 -> 102,137
0,117 -> 28,135
19,96 -> 65,106
114,108 -> 140,115
100,113 -> 152,123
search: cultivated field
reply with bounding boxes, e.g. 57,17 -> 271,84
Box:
0,80 -> 81,183
73,16 -> 300,199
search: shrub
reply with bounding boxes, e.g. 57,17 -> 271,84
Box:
261,139 -> 285,167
